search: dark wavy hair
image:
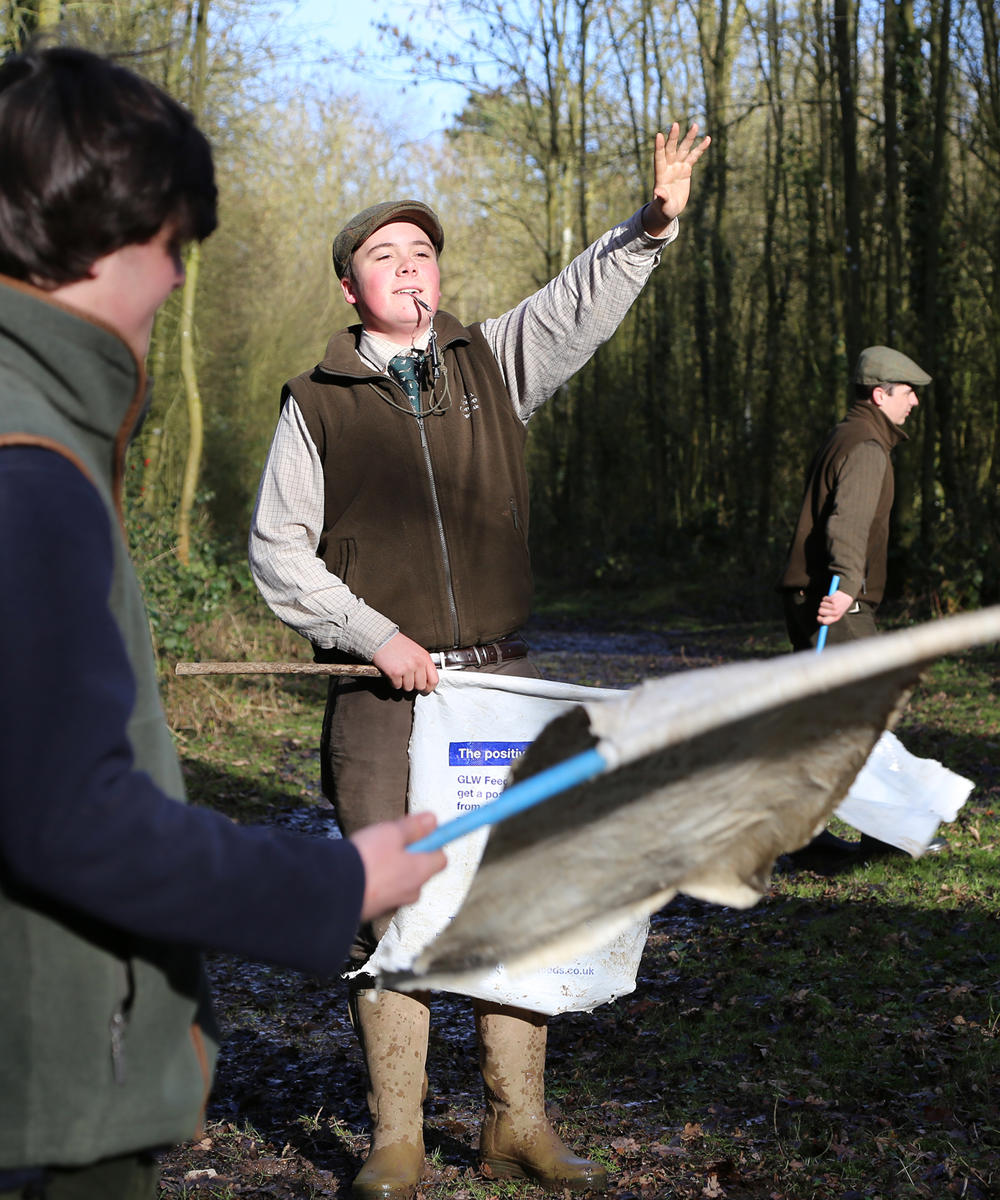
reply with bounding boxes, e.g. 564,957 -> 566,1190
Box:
0,46 -> 217,285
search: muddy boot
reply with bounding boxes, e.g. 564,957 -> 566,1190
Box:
349,988 -> 430,1200
474,1000 -> 607,1193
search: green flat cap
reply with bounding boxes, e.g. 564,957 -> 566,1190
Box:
854,345 -> 931,387
332,200 -> 444,279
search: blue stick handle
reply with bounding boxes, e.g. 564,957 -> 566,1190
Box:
815,574 -> 841,654
407,746 -> 608,853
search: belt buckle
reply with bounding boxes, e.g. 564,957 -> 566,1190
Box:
472,644 -> 487,667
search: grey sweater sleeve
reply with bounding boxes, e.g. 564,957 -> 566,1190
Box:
480,209 -> 678,420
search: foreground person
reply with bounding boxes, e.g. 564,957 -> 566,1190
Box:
250,126 -> 710,1196
0,47 -> 444,1199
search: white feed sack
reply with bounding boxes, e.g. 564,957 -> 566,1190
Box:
361,670 -> 649,1015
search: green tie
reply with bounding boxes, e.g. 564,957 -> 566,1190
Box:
388,352 -> 424,414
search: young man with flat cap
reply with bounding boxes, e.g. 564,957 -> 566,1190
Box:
778,345 -> 936,870
250,123 -> 710,1198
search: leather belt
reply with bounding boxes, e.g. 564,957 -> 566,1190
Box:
430,635 -> 530,669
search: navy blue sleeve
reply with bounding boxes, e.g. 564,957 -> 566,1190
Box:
0,446 -> 365,974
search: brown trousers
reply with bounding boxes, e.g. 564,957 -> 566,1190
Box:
321,658 -> 540,958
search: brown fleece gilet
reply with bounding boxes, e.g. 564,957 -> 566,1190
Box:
286,313 -> 533,653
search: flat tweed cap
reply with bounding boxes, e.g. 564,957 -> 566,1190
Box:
332,200 -> 444,279
854,345 -> 931,387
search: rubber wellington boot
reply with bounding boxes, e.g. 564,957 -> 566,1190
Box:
349,988 -> 430,1200
474,1000 -> 607,1193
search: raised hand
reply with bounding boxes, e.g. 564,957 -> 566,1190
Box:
643,123 -> 712,236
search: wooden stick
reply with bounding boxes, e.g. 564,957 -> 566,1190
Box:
175,661 -> 380,677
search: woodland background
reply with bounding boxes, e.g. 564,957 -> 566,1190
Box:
6,11 -> 997,1194
7,0 -> 999,638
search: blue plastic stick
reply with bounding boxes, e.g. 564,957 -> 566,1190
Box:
407,746 -> 608,852
815,574 -> 841,654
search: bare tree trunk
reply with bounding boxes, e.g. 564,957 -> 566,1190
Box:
175,241 -> 203,566
883,0 -> 902,342
755,0 -> 791,551
974,0 -> 1000,571
692,0 -> 738,523
831,0 -> 862,363
575,0 -> 591,249
803,0 -> 845,418
920,0 -> 953,549
36,0 -> 59,30
174,0 -> 209,565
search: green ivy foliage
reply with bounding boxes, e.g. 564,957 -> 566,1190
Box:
125,462 -> 251,663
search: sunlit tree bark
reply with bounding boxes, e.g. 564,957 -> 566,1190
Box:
830,0 -> 862,363
751,0 -> 792,551
690,0 -> 739,520
175,239 -> 204,567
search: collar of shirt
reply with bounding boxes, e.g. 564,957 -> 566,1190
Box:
357,328 -> 430,374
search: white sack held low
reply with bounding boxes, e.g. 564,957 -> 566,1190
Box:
376,607 -> 1000,998
835,729 -> 973,854
360,672 -> 649,1015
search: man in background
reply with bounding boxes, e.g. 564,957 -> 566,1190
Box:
0,46 -> 443,1200
780,345 -> 930,650
779,345 -> 942,869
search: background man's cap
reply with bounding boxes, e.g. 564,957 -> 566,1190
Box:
332,200 -> 444,279
854,346 -> 931,387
